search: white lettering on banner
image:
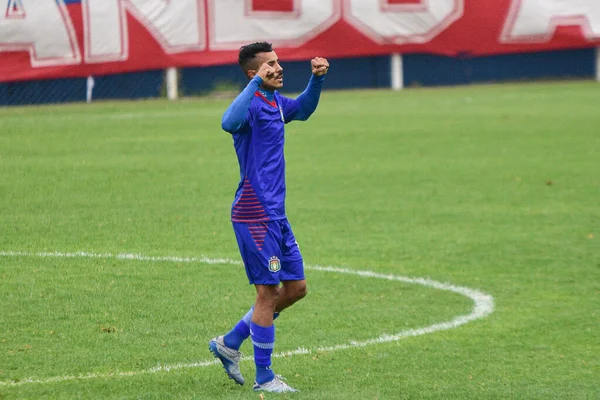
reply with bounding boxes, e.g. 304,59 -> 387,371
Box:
0,0 -> 80,67
344,0 -> 463,44
208,0 -> 340,50
502,0 -> 600,42
83,0 -> 205,63
82,0 -> 128,63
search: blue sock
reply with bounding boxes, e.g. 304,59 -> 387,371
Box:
223,307 -> 280,350
250,322 -> 276,384
223,307 -> 254,350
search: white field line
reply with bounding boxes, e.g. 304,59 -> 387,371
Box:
0,250 -> 495,387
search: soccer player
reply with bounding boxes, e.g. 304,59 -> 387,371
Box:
209,42 -> 329,393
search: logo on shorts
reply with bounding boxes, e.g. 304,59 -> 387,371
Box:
268,256 -> 281,273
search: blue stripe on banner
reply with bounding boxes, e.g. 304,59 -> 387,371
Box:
61,0 -> 81,5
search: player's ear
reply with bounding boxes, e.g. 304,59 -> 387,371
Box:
246,69 -> 256,80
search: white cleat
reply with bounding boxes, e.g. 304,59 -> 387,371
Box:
208,336 -> 244,385
253,375 -> 298,393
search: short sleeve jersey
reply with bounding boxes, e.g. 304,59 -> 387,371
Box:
230,91 -> 300,222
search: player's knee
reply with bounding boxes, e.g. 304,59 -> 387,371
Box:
294,282 -> 307,301
256,285 -> 281,306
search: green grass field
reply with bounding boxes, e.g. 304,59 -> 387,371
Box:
1,81 -> 599,399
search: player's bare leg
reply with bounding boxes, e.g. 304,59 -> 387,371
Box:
252,284 -> 279,325
275,279 -> 307,313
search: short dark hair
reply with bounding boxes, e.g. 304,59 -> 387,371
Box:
238,42 -> 274,72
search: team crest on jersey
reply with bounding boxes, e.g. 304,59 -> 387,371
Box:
268,256 -> 281,272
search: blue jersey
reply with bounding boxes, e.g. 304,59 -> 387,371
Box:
222,74 -> 325,222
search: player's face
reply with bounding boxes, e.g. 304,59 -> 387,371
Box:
255,51 -> 283,90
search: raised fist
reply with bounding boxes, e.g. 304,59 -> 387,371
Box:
311,57 -> 329,76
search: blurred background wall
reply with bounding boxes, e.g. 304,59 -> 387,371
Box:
1,48 -> 596,106
1,0 -> 599,106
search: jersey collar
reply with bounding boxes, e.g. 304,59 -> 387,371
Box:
256,88 -> 277,107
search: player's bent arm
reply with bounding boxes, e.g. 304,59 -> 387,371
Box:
294,74 -> 326,121
221,76 -> 263,133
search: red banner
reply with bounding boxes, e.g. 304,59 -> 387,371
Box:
1,0 -> 599,83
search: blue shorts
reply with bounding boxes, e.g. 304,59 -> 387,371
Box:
232,218 -> 305,285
